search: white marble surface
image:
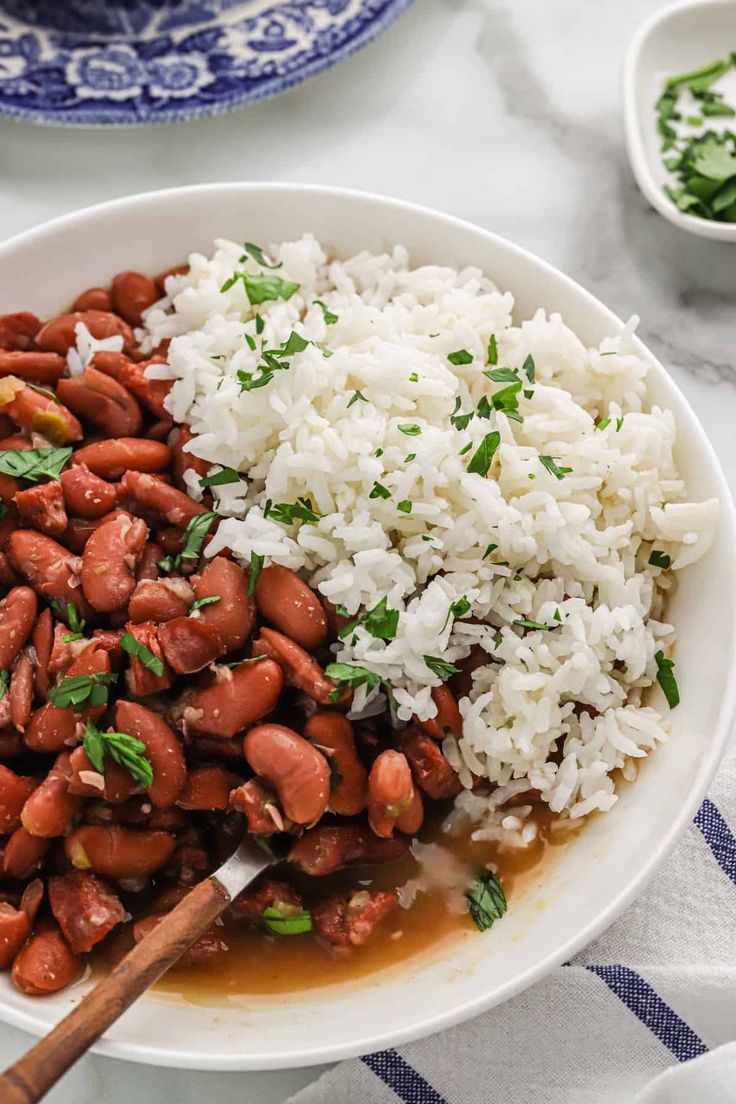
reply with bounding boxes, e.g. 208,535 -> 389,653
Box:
0,0 -> 734,1099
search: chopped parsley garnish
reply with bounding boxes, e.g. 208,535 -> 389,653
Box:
338,595 -> 399,642
245,334 -> 256,351
595,417 -> 611,431
62,602 -> 86,635
482,543 -> 498,559
375,448 -> 383,457
398,424 -> 421,436
448,349 -> 473,365
648,550 -> 671,569
325,662 -> 382,701
200,467 -> 240,488
409,372 -> 419,382
458,442 -> 473,456
261,907 -> 313,936
83,720 -> 154,789
476,395 -> 492,420
397,499 -> 412,513
487,334 -> 498,365
240,242 -> 282,269
466,870 -> 507,932
255,314 -> 265,335
248,551 -> 264,598
120,632 -> 165,676
369,482 -> 391,501
221,271 -> 299,305
49,672 -> 117,710
404,453 -> 416,463
616,417 -> 624,432
450,596 -> 471,619
348,389 -> 368,408
655,650 -> 680,708
313,341 -> 333,358
484,366 -> 519,383
491,380 -> 523,422
189,595 -> 221,614
237,330 -> 309,393
266,499 -> 321,526
450,397 -> 474,432
467,432 -> 501,477
0,670 -> 8,698
63,633 -> 83,643
513,618 -> 560,631
522,355 -> 536,385
177,512 -> 217,566
0,446 -> 72,483
314,299 -> 338,325
423,655 -> 461,678
539,455 -> 572,480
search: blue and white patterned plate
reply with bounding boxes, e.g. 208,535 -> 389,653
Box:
0,0 -> 413,126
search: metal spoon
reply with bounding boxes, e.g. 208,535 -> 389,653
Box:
0,836 -> 279,1103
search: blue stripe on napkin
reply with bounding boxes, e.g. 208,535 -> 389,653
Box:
694,798 -> 736,886
362,1048 -> 448,1103
586,965 -> 707,1062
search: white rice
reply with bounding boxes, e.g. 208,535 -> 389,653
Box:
140,234 -> 717,822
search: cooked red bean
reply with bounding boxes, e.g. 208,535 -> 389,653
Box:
0,729 -> 24,759
3,828 -> 50,879
0,351 -> 65,384
0,902 -> 31,969
9,652 -> 34,731
395,728 -> 463,800
288,825 -> 408,876
158,617 -> 225,674
414,684 -> 463,740
177,765 -> 238,810
304,712 -> 368,816
254,565 -> 327,651
122,621 -> 173,697
184,657 -> 283,739
15,480 -> 68,537
136,540 -> 165,582
368,750 -> 423,838
7,530 -> 92,618
191,556 -> 254,652
243,723 -> 330,826
0,311 -> 41,352
65,825 -> 175,880
81,512 -> 148,613
56,366 -> 143,438
117,358 -> 171,418
230,777 -> 285,834
72,287 -> 112,313
25,643 -> 110,753
120,470 -> 207,527
48,871 -> 125,954
312,890 -> 398,947
0,378 -> 82,445
11,921 -> 80,995
128,577 -> 193,623
254,627 -> 349,706
0,586 -> 37,668
0,765 -> 37,833
71,438 -> 171,479
21,752 -> 82,838
35,310 -> 134,355
68,746 -> 136,803
60,464 -> 118,519
31,607 -> 53,699
170,425 -> 209,491
115,700 -> 186,808
111,271 -> 159,326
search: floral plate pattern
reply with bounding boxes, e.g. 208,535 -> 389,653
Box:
0,0 -> 413,126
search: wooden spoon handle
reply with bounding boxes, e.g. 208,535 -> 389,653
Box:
0,875 -> 230,1104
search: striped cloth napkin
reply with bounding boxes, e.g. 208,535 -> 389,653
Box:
286,756 -> 736,1104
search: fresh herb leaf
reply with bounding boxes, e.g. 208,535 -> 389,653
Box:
491,381 -> 523,421
483,366 -> 519,383
189,595 -> 221,614
49,672 -> 117,710
467,432 -> 501,477
667,58 -> 729,92
458,442 -> 473,456
404,453 -> 416,462
248,551 -> 264,598
409,372 -> 419,383
595,417 -> 611,431
347,389 -> 368,409
466,870 -> 507,932
281,331 -> 310,357
261,907 -> 313,936
337,595 -> 400,642
245,334 -> 257,351
616,417 -> 624,432
221,271 -> 300,305
62,633 -> 83,643
200,467 -> 240,488
648,550 -> 671,569
522,355 -> 536,385
539,455 -> 572,480
655,650 -> 680,708
397,499 -> 412,513
240,242 -> 282,269
513,618 -> 559,631
27,383 -> 59,403
482,543 -> 498,559
398,424 -> 421,436
448,349 -> 473,365
313,340 -> 333,358
0,670 -> 8,698
178,512 -> 217,564
423,655 -> 461,678
255,314 -> 265,335
83,720 -> 154,789
314,299 -> 338,325
450,596 -> 471,619
369,482 -> 391,500
450,396 -> 474,431
0,446 -> 72,483
487,334 -> 498,365
266,498 -> 321,526
120,632 -> 165,676
325,662 -> 381,701
476,395 -> 492,419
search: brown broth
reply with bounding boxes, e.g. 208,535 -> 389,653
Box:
149,803 -> 570,1000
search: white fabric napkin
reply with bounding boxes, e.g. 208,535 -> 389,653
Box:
286,757 -> 736,1104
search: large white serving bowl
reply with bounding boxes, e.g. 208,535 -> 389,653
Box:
0,183 -> 733,1071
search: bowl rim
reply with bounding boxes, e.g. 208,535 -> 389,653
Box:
623,0 -> 736,242
1,181 -> 735,1070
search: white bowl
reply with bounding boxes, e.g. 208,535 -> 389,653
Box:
0,183 -> 734,1071
624,0 -> 736,241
